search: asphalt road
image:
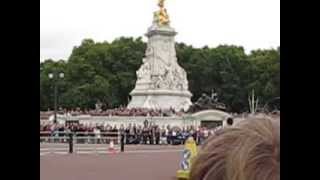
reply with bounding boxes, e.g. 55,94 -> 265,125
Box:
41,145 -> 183,180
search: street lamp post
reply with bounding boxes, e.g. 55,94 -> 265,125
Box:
49,72 -> 64,124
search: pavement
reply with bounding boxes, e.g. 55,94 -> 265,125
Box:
40,145 -> 184,180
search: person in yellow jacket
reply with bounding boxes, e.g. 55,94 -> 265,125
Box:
177,136 -> 198,180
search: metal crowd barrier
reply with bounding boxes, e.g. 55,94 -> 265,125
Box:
40,131 -> 122,155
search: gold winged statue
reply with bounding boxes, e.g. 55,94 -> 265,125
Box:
158,0 -> 165,7
155,0 -> 170,26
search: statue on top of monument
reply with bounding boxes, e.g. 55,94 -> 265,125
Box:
154,0 -> 170,26
211,89 -> 219,103
158,0 -> 165,7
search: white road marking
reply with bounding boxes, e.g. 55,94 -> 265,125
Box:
40,147 -> 183,156
54,152 -> 68,155
123,149 -> 182,154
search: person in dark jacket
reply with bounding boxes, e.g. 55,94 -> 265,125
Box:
136,126 -> 142,144
155,126 -> 160,145
142,125 -> 149,144
125,125 -> 130,144
149,125 -> 154,145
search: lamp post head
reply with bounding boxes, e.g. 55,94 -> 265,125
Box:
59,72 -> 65,78
48,73 -> 54,79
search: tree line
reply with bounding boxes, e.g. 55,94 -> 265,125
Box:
40,37 -> 280,113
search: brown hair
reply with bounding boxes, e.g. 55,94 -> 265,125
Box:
190,117 -> 280,180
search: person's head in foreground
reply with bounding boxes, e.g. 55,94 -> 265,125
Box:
190,117 -> 280,180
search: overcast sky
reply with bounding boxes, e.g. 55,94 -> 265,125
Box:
40,0 -> 280,62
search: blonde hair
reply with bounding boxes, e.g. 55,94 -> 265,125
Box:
190,117 -> 280,180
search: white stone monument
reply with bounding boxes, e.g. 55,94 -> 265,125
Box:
127,1 -> 192,111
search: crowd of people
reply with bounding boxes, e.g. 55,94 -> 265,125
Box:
40,109 -> 280,122
40,110 -> 280,145
40,106 -> 184,119
40,105 -> 280,180
40,121 -> 218,145
40,114 -> 280,179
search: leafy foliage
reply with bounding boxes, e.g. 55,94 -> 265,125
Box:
40,37 -> 279,113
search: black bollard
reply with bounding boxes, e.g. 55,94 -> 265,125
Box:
69,132 -> 73,154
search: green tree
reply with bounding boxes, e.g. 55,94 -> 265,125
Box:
40,37 -> 280,113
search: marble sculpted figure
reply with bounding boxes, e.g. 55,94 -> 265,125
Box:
127,0 -> 192,111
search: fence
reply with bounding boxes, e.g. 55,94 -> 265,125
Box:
40,131 -> 122,155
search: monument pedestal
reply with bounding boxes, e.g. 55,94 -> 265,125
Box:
128,89 -> 192,111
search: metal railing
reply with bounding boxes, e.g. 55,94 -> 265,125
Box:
40,131 -> 121,144
40,131 -> 122,155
